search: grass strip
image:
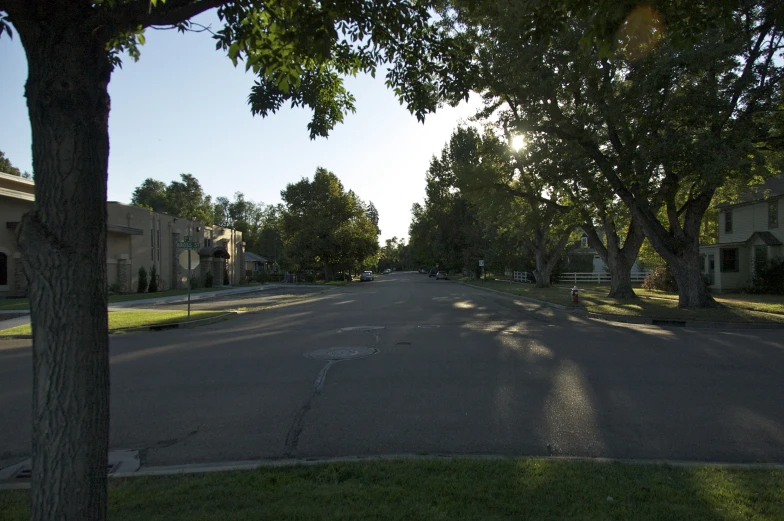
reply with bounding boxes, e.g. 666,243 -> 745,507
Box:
461,279 -> 784,323
0,286 -> 268,311
0,310 -> 226,336
2,459 -> 783,520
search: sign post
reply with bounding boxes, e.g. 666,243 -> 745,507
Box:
177,237 -> 201,319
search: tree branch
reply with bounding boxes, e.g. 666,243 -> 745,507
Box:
143,0 -> 229,27
498,183 -> 571,212
719,17 -> 773,130
85,0 -> 229,34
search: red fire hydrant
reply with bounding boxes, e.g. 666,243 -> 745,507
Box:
572,285 -> 579,304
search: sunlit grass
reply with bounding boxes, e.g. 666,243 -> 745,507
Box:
0,286 -> 249,311
461,279 -> 784,323
0,310 -> 227,336
2,459 -> 783,521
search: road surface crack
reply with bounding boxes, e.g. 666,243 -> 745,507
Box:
283,329 -> 382,458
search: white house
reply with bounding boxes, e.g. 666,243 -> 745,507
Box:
699,174 -> 783,291
574,231 -> 645,274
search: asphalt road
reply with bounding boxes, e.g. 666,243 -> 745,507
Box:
2,272 -> 784,470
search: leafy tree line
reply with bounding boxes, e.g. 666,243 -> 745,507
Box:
408,0 -> 783,306
131,169 -> 381,277
0,149 -> 31,178
378,236 -> 413,271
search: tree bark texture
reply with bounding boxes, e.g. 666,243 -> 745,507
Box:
604,217 -> 644,299
530,227 -> 571,288
625,193 -> 717,308
14,9 -> 112,521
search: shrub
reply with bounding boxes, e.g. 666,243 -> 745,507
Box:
641,265 -> 678,292
108,282 -> 123,294
137,267 -> 148,293
751,258 -> 784,294
204,271 -> 213,288
223,268 -> 230,286
148,265 -> 158,293
190,276 -> 200,289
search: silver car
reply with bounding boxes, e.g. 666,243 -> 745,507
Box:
435,271 -> 448,280
360,271 -> 374,281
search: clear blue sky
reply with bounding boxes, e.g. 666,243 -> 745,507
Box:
0,11 -> 479,245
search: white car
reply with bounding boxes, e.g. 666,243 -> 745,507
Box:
360,271 -> 374,281
383,269 -> 391,274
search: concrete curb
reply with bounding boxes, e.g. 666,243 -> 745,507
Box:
455,280 -> 784,330
0,312 -> 240,341
5,452 -> 784,489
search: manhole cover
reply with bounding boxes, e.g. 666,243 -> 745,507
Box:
306,347 -> 379,360
339,326 -> 385,332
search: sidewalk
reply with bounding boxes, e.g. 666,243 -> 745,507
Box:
0,284 -> 311,332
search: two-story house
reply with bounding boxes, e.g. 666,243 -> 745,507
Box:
699,174 -> 784,291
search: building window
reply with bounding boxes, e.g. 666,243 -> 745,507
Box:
769,201 -> 779,229
724,210 -> 733,233
0,252 -> 7,285
581,236 -> 588,248
720,248 -> 739,272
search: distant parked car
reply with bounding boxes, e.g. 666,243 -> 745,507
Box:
435,270 -> 449,280
419,268 -> 427,274
333,273 -> 352,281
360,271 -> 374,281
383,268 -> 391,274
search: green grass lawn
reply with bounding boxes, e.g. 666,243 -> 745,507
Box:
2,459 -> 783,520
462,279 -> 784,323
0,286 -> 246,311
0,310 -> 227,336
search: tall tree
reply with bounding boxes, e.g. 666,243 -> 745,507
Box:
281,168 -> 379,277
131,174 -> 214,223
366,201 -> 381,235
130,178 -> 168,212
0,149 -> 22,177
165,173 -> 214,224
257,203 -> 288,269
433,0 -> 783,306
0,1 -> 470,519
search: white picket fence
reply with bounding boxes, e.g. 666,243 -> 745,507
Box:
512,271 -> 534,283
512,271 -> 650,284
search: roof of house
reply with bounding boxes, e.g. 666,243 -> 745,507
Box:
717,172 -> 784,208
747,231 -> 783,246
245,252 -> 269,263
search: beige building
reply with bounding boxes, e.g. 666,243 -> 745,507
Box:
1,172 -> 244,297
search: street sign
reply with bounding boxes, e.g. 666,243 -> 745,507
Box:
478,260 -> 485,267
177,241 -> 200,249
178,250 -> 200,270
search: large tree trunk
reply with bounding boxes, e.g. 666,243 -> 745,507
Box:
622,191 -> 717,308
606,249 -> 635,299
605,217 -> 645,299
533,247 -> 555,288
15,11 -> 112,521
667,243 -> 714,308
530,227 -> 572,288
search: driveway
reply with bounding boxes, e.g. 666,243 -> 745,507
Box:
2,272 -> 783,470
